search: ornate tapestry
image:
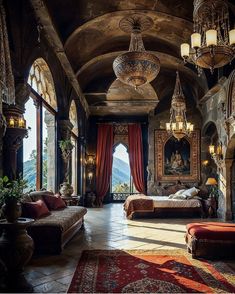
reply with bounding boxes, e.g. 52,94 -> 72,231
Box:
154,130 -> 200,182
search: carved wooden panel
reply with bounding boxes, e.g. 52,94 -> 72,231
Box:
154,130 -> 200,182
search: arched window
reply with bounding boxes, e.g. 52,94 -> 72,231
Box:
111,143 -> 136,201
69,100 -> 78,194
23,58 -> 57,191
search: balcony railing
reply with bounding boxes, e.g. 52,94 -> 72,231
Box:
110,192 -> 139,202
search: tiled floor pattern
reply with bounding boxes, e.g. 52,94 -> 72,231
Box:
24,204 -> 227,293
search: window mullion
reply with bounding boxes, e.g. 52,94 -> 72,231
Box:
36,98 -> 43,190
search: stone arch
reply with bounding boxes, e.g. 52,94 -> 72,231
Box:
202,121 -> 218,139
226,70 -> 235,119
27,58 -> 57,111
69,100 -> 78,136
113,141 -> 129,154
224,134 -> 235,220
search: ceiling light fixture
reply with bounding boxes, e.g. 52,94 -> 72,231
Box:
180,0 -> 235,74
113,14 -> 160,89
166,71 -> 194,141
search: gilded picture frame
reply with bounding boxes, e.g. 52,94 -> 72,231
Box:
154,130 -> 200,182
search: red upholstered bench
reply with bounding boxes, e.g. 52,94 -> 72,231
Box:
185,222 -> 235,259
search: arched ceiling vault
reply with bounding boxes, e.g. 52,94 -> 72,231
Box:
41,0 -> 235,116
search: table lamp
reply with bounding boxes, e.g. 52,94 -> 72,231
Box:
205,177 -> 218,198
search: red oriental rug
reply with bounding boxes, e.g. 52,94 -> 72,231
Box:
68,250 -> 235,293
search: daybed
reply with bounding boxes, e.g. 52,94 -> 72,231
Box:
185,222 -> 235,259
21,191 -> 87,254
124,186 -> 204,219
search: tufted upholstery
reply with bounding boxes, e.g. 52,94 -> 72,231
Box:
23,191 -> 87,254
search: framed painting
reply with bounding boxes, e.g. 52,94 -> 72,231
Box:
154,130 -> 200,182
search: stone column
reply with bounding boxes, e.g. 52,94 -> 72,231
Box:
57,119 -> 74,185
225,159 -> 233,220
44,110 -> 56,191
2,104 -> 28,180
0,115 -> 6,177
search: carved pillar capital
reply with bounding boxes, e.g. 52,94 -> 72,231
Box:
3,128 -> 28,179
15,81 -> 31,109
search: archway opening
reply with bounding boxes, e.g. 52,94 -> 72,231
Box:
23,58 -> 57,191
111,143 -> 136,201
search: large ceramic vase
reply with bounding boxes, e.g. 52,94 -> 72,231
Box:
60,182 -> 74,197
0,219 -> 34,292
2,199 -> 22,222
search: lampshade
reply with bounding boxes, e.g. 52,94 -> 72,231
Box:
181,43 -> 190,58
229,29 -> 235,45
205,178 -> 217,186
209,144 -> 215,154
206,29 -> 217,46
191,33 -> 201,48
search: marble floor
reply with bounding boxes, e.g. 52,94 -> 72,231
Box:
24,204 -> 226,293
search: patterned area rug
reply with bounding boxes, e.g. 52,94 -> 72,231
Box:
68,250 -> 235,293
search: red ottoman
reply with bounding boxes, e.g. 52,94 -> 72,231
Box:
185,222 -> 235,259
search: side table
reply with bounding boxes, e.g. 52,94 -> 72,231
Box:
62,195 -> 80,206
203,197 -> 217,218
0,217 -> 34,292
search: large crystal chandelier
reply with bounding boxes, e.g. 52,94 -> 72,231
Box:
113,14 -> 160,89
166,72 -> 194,141
180,0 -> 235,74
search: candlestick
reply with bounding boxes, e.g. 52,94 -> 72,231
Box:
18,117 -> 24,128
9,117 -> 15,128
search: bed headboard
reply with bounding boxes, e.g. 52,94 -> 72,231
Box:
150,182 -> 200,196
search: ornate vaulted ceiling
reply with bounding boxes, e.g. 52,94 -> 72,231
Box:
39,0 -> 235,116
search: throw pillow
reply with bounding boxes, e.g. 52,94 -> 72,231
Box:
175,189 -> 186,195
29,191 -> 54,202
182,187 -> 200,197
22,199 -> 50,219
43,194 -> 66,210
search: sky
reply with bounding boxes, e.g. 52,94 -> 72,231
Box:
113,144 -> 129,164
23,98 -> 37,161
23,97 -> 48,162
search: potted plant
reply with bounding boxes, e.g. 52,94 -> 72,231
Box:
59,140 -> 74,197
0,176 -> 27,222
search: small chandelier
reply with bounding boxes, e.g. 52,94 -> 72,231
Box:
180,0 -> 235,74
113,14 -> 160,89
166,71 -> 194,141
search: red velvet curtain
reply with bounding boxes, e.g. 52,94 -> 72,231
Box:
128,124 -> 146,194
96,124 -> 114,204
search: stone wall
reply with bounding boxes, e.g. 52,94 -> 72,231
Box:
200,71 -> 235,220
147,108 -> 202,195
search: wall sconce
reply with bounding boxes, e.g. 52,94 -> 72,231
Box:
86,154 -> 95,166
209,142 -> 223,165
87,172 -> 93,183
202,160 -> 209,166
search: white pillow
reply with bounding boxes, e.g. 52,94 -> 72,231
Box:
175,189 -> 186,195
182,187 -> 200,197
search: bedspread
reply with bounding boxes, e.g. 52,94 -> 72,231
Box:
123,194 -> 154,219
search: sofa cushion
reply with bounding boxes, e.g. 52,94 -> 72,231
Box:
30,206 -> 87,232
186,222 -> 235,241
43,194 -> 66,210
22,199 -> 51,219
29,191 -> 54,202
